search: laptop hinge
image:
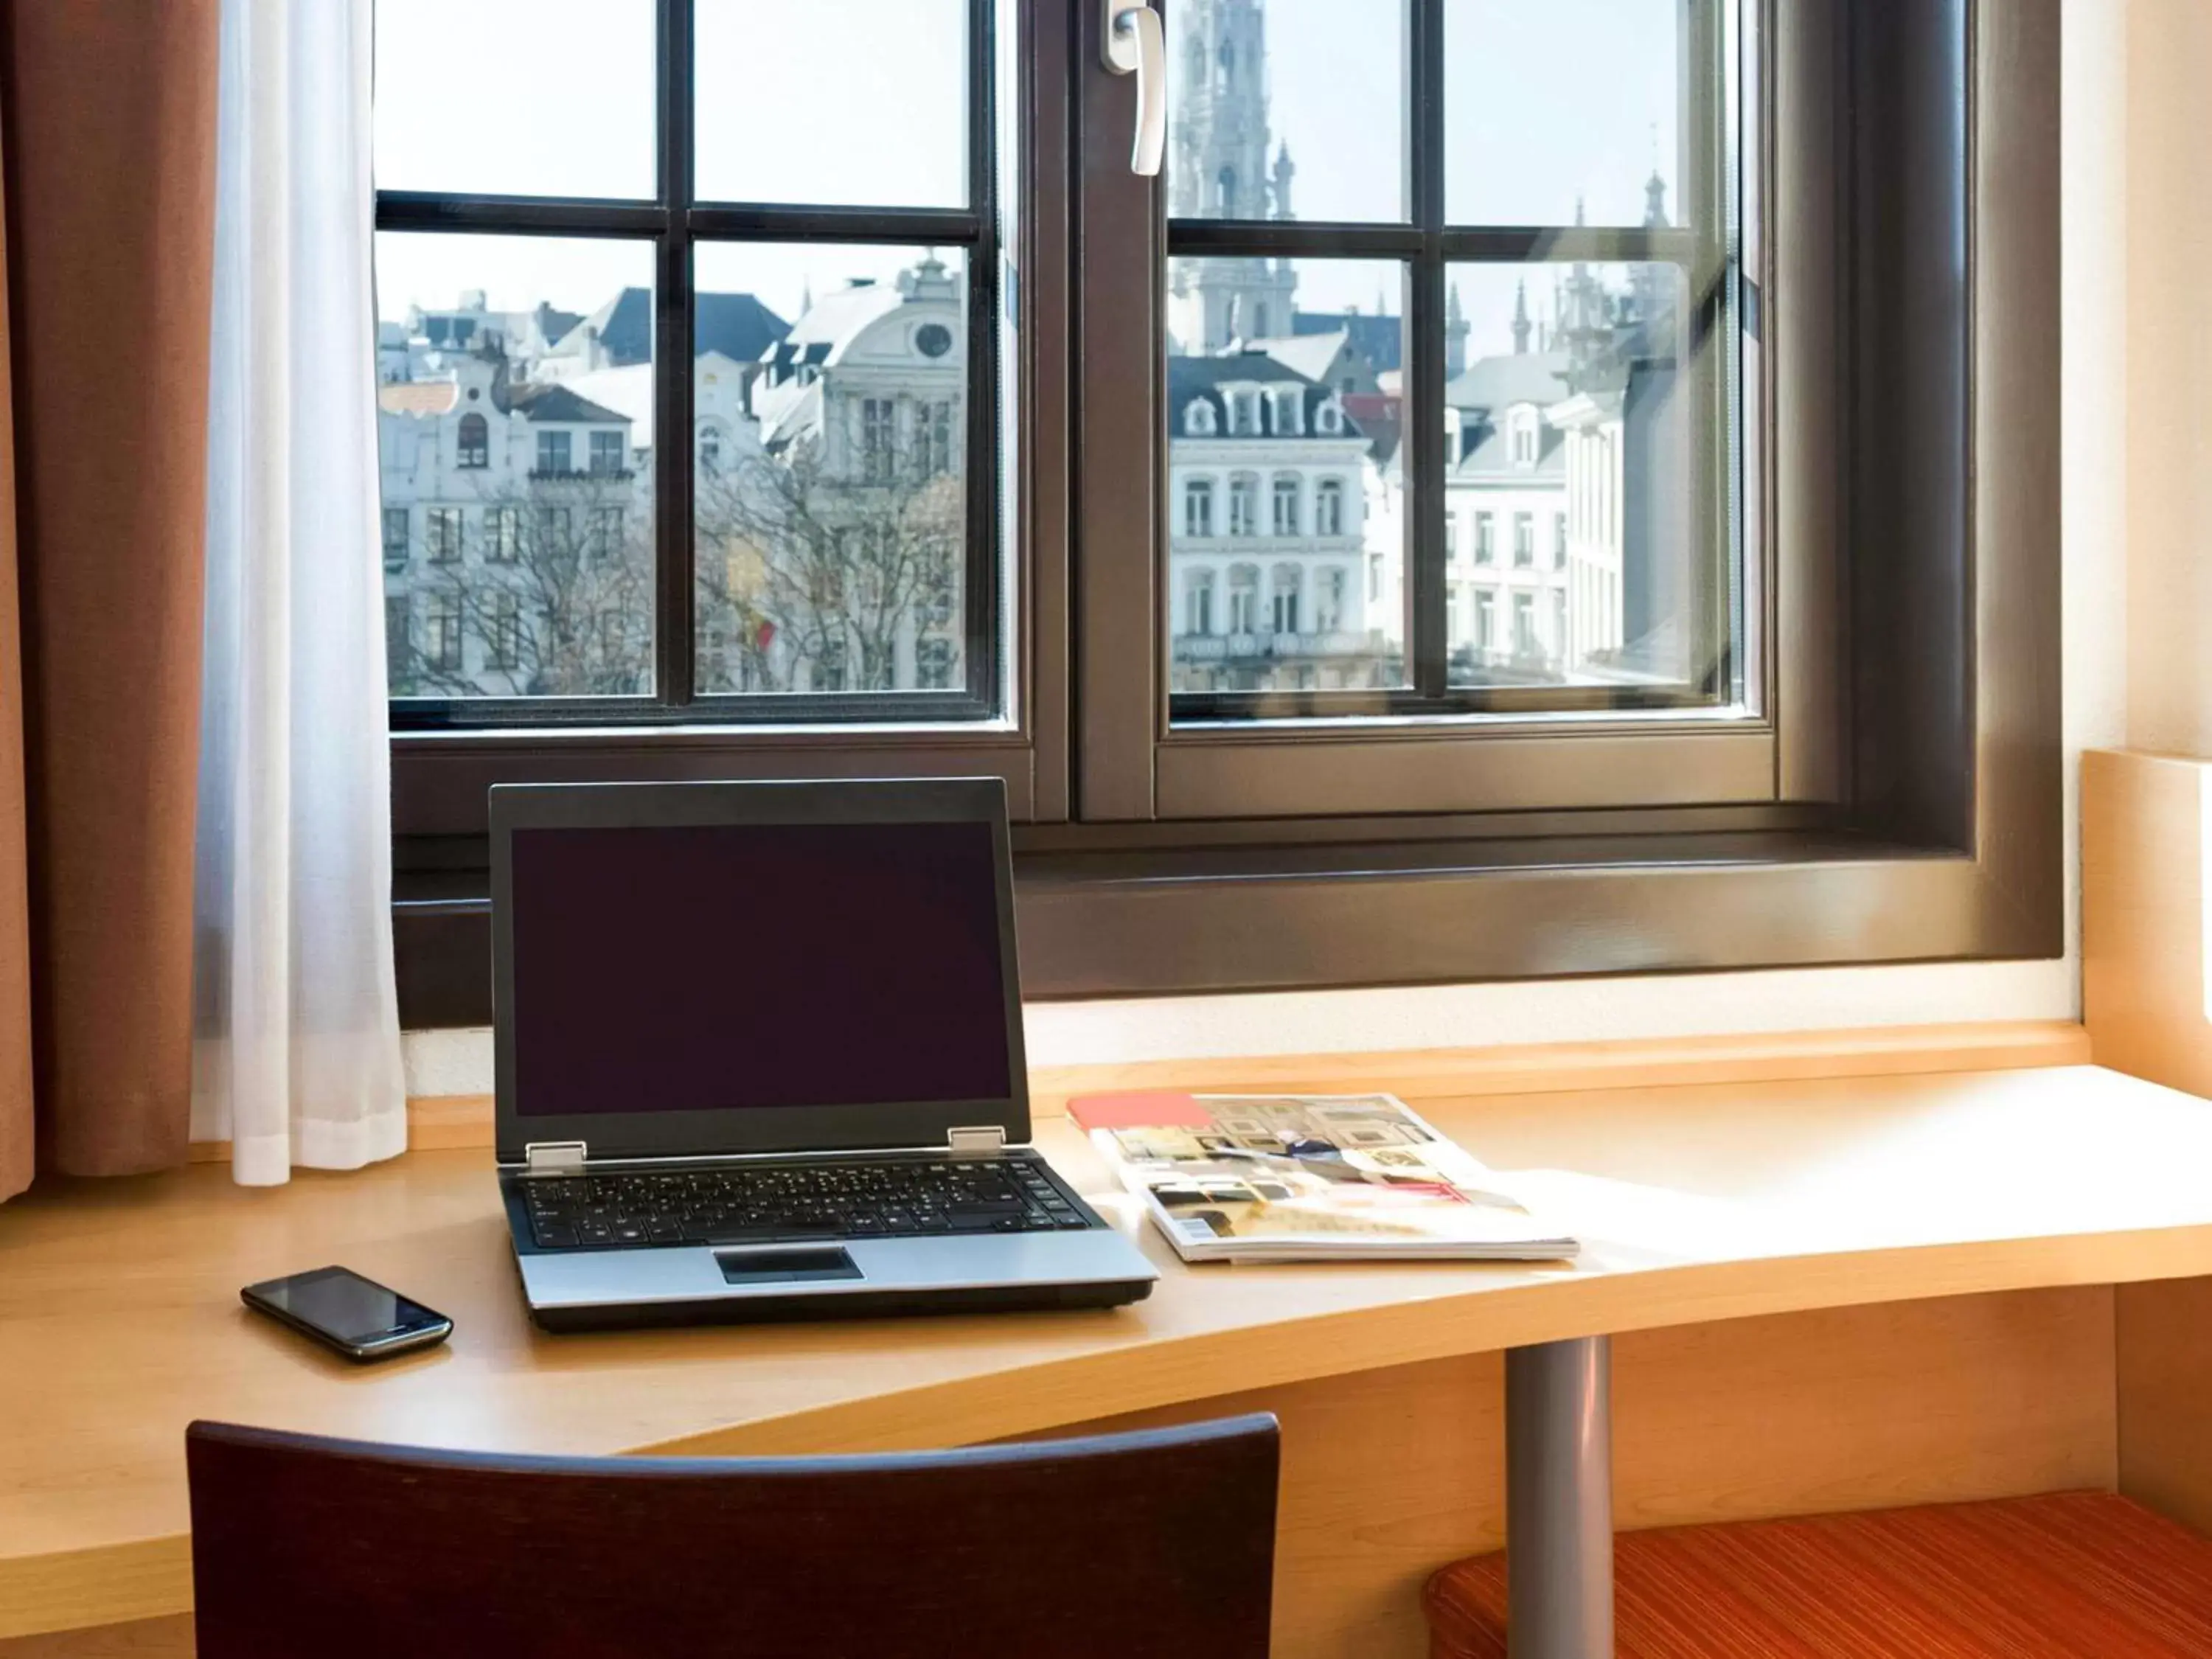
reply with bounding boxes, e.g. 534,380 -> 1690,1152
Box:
523,1140 -> 588,1176
947,1125 -> 1007,1155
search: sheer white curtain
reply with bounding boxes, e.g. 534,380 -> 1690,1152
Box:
193,0 -> 406,1183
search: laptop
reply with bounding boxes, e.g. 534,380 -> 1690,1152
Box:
490,777 -> 1160,1332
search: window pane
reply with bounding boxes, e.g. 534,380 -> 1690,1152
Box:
692,244 -> 970,697
373,0 -> 655,200
1168,0 -> 1405,223
1167,257 -> 1407,698
1446,0 -> 1683,227
695,0 -> 969,208
375,234 -> 655,700
1441,261 -> 1714,692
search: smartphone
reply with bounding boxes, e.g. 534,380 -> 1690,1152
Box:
241,1266 -> 453,1363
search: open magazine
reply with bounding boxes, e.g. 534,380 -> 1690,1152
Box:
1067,1091 -> 1579,1265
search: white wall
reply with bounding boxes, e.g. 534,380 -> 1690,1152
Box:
401,4 -> 2132,1095
2124,0 -> 2212,757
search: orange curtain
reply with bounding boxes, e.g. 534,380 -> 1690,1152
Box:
0,1 -> 221,1198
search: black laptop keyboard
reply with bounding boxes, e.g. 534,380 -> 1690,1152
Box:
518,1156 -> 1095,1251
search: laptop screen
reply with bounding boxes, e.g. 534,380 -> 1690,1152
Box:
507,819 -> 1015,1119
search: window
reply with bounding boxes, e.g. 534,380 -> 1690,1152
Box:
1228,475 -> 1259,538
375,0 -> 1001,722
1316,479 -> 1346,538
589,507 -> 624,561
487,506 -> 520,563
1315,567 -> 1347,634
1270,565 -> 1301,636
1184,477 -> 1215,538
860,397 -> 896,484
919,400 -> 956,479
384,595 -> 410,687
1271,475 -> 1300,537
425,591 -> 463,674
1227,564 -> 1259,634
426,507 -> 462,564
487,592 -> 522,672
381,507 -> 408,570
378,1 -> 2064,1018
1185,568 -> 1215,636
917,636 -> 957,690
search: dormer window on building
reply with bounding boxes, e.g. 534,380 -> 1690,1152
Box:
1314,397 -> 1343,436
1228,388 -> 1262,436
1511,406 -> 1540,468
1185,398 -> 1217,437
1270,386 -> 1302,436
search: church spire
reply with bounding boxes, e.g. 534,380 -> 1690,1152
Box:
1446,280 -> 1470,378
1272,140 -> 1295,220
1644,171 -> 1669,229
1511,279 -> 1531,355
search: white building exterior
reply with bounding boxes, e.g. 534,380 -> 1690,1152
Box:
1167,353 -> 1388,691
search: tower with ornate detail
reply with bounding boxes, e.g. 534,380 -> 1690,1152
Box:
1167,0 -> 1299,352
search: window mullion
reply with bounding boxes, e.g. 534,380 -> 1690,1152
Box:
1407,0 -> 1447,697
655,0 -> 695,709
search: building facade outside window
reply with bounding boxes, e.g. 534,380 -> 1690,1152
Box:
381,507 -> 408,570
1474,512 -> 1494,564
1512,512 -> 1534,568
535,431 -> 571,476
456,411 -> 488,468
1272,474 -> 1299,536
588,430 -> 625,476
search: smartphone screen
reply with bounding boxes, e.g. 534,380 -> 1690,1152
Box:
244,1266 -> 451,1358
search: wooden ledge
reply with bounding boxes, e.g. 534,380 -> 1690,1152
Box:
189,1020 -> 2094,1163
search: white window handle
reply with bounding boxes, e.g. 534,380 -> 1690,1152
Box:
1101,1 -> 1166,177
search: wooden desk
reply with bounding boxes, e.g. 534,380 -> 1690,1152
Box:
7,1063 -> 2212,1650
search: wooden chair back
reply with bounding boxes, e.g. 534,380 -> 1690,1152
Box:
187,1413 -> 1278,1658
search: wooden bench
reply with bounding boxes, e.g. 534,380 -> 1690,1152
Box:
1425,1492 -> 2212,1658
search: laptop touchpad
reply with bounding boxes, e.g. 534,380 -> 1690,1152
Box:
717,1247 -> 863,1285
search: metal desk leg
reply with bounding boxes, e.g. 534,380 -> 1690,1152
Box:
1506,1335 -> 1614,1659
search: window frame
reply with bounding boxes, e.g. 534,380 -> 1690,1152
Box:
392,0 -> 2063,1022
378,0 -> 1018,740
383,0 -> 1049,849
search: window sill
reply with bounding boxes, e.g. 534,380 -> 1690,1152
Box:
394,826 -> 2061,1025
